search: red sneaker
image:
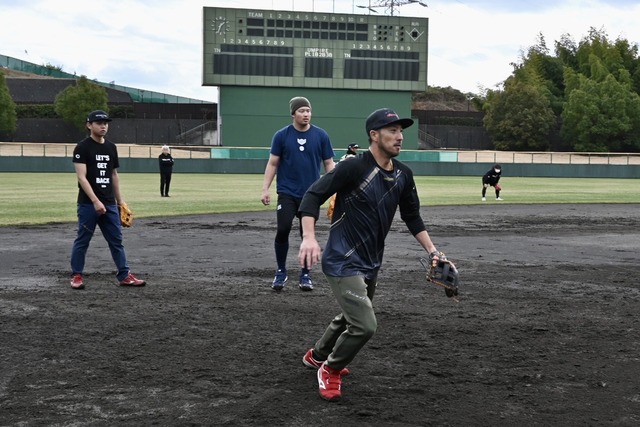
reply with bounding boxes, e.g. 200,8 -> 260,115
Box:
302,348 -> 349,375
119,273 -> 146,287
317,362 -> 342,402
70,273 -> 84,290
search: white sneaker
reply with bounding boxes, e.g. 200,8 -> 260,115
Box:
481,197 -> 486,201
496,197 -> 503,201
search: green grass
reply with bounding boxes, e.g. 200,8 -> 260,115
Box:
0,172 -> 637,226
414,176 -> 639,204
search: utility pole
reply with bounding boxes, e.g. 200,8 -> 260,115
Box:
356,0 -> 428,16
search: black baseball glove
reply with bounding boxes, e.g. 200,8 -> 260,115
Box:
420,252 -> 460,299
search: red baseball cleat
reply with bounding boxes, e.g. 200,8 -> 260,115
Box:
70,273 -> 84,290
317,362 -> 343,402
119,273 -> 146,287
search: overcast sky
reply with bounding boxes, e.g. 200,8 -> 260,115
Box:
1,0 -> 639,102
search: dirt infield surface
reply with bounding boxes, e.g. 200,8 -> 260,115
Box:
1,203 -> 639,426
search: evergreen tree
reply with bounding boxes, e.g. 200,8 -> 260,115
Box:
484,81 -> 555,151
54,76 -> 109,131
561,60 -> 640,152
0,70 -> 18,134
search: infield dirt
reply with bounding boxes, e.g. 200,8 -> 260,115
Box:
1,203 -> 639,426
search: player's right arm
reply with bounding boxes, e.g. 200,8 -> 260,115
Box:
74,163 -> 106,214
261,153 -> 280,206
323,157 -> 335,173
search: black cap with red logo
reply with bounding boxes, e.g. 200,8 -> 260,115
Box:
365,108 -> 414,135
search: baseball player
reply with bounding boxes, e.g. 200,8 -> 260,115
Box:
340,143 -> 359,161
261,96 -> 335,292
481,164 -> 502,201
297,108 -> 445,401
69,110 -> 146,290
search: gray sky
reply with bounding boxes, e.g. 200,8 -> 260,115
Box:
1,0 -> 639,102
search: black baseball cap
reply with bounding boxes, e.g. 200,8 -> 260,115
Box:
348,143 -> 359,149
365,108 -> 414,135
87,110 -> 112,122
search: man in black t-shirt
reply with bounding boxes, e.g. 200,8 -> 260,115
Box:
69,110 -> 146,290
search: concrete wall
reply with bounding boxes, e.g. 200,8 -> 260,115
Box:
2,156 -> 639,178
218,86 -> 415,149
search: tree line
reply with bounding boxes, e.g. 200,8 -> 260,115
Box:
482,27 -> 640,152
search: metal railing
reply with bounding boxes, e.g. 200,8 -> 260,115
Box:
456,150 -> 640,165
417,129 -> 442,149
0,143 -> 212,159
175,122 -> 218,146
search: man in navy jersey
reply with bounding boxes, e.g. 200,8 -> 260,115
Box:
261,97 -> 335,292
69,110 -> 146,290
297,108 -> 446,401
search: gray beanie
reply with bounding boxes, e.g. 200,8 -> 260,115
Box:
289,96 -> 311,115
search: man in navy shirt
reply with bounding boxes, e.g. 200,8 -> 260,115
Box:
298,108 -> 447,402
261,97 -> 335,291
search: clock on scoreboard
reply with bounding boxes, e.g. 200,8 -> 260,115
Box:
203,7 -> 428,91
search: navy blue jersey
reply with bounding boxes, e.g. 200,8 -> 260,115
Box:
72,137 -> 120,205
270,124 -> 334,198
299,150 -> 426,279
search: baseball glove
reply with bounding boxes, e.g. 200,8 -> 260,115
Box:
420,252 -> 460,300
326,193 -> 336,220
118,202 -> 133,228
495,183 -> 502,191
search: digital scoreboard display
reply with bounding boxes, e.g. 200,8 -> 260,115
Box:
203,7 -> 428,91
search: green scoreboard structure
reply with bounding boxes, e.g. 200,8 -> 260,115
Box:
203,7 -> 428,149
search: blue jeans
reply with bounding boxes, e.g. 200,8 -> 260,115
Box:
70,203 -> 129,281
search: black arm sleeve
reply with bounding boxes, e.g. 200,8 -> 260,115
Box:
298,177 -> 332,220
397,162 -> 427,236
298,155 -> 368,220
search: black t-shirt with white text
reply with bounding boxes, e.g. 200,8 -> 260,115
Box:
72,137 -> 120,204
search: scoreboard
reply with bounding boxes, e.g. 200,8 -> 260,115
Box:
202,7 -> 428,92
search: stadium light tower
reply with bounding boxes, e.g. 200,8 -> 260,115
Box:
356,0 -> 428,16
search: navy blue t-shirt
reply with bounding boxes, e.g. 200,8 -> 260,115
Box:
270,124 -> 334,198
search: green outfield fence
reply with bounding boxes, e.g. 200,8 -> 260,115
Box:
1,143 -> 639,178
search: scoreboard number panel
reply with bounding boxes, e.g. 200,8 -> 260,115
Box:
203,7 -> 428,91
